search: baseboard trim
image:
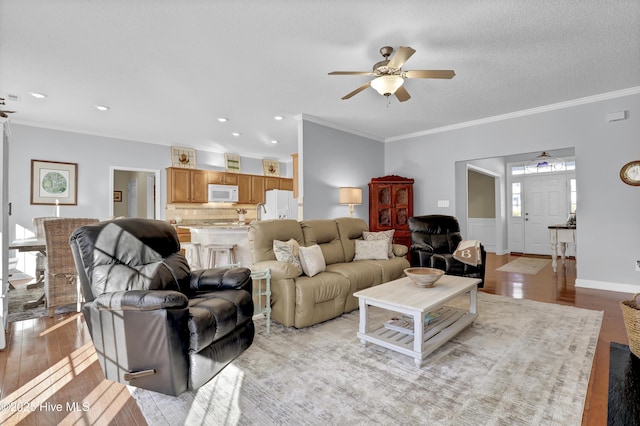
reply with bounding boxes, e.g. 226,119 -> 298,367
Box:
575,278 -> 640,294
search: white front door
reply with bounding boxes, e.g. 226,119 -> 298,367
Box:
523,174 -> 568,255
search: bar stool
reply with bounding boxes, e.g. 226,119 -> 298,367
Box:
181,242 -> 203,270
203,243 -> 237,268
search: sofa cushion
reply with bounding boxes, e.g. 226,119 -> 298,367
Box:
294,272 -> 350,328
335,217 -> 369,261
299,244 -> 326,277
363,230 -> 395,258
326,261 -> 384,312
273,239 -> 302,275
248,219 -> 304,264
366,256 -> 411,283
300,220 -> 345,264
353,240 -> 389,260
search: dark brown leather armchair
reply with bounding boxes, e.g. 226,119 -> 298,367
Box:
408,215 -> 486,288
70,218 -> 254,396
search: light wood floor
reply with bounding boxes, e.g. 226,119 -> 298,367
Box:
0,253 -> 632,425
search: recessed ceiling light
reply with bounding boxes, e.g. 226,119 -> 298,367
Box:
95,105 -> 110,111
270,140 -> 279,144
217,117 -> 228,122
274,115 -> 284,121
30,92 -> 47,99
232,132 -> 241,136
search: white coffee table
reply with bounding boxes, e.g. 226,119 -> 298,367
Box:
354,274 -> 480,367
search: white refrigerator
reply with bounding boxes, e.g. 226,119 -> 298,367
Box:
263,190 -> 297,220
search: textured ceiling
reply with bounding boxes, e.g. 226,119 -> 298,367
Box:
1,0 -> 639,162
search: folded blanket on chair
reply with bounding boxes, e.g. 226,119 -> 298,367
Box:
453,240 -> 482,266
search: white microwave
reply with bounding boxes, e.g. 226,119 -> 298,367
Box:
208,184 -> 239,202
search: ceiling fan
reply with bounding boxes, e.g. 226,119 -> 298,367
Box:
329,46 -> 455,102
0,98 -> 16,118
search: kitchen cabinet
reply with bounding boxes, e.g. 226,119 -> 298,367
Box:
279,178 -> 294,191
167,168 -> 208,203
209,171 -> 239,185
369,175 -> 414,248
238,175 -> 265,204
265,177 -> 280,191
168,167 -> 291,205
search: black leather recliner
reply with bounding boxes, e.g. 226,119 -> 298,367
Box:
69,218 -> 254,396
408,215 -> 486,288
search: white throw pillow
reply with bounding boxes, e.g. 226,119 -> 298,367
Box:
298,244 -> 326,277
363,230 -> 395,258
354,239 -> 389,260
273,239 -> 302,275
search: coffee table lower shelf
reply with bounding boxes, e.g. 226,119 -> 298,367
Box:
357,306 -> 477,367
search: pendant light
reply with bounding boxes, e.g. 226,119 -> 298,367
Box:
525,151 -> 565,173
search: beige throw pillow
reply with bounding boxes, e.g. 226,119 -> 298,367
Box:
354,239 -> 389,260
298,244 -> 326,277
273,239 -> 302,275
363,230 -> 395,258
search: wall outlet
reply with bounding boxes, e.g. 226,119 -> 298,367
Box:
636,260 -> 640,272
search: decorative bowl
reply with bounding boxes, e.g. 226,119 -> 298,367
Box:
404,267 -> 445,288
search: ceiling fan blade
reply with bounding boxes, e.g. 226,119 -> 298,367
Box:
405,70 -> 456,79
329,71 -> 374,76
341,82 -> 371,100
395,86 -> 411,102
388,46 -> 416,69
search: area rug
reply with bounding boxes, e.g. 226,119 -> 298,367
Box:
496,257 -> 551,275
8,268 -> 34,283
7,282 -> 76,322
129,292 -> 603,426
608,342 -> 640,425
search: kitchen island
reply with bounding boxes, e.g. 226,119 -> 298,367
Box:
187,223 -> 252,268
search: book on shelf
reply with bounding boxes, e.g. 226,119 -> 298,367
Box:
383,312 -> 441,335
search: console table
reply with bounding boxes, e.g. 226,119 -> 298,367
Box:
548,225 -> 576,272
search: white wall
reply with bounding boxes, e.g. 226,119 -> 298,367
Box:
385,92 -> 640,291
301,120 -> 384,221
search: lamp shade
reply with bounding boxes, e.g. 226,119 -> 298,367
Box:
339,187 -> 362,205
370,75 -> 404,96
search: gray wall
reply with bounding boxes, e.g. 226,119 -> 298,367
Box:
385,92 -> 640,291
301,120 -> 384,222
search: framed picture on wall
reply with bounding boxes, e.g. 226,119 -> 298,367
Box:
171,146 -> 196,168
30,159 -> 78,205
225,153 -> 241,172
113,191 -> 122,202
262,159 -> 280,177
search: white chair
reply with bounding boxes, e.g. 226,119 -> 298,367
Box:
181,242 -> 203,270
203,244 -> 237,268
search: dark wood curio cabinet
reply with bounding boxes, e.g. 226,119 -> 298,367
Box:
368,175 -> 414,248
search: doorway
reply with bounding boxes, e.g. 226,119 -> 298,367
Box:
460,148 -> 575,257
110,166 -> 160,219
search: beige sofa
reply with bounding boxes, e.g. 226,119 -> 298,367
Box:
248,217 -> 410,328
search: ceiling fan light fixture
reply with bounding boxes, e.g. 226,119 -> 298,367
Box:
370,75 -> 404,96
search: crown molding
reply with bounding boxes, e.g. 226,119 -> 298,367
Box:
298,113 -> 384,142
386,86 -> 640,143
